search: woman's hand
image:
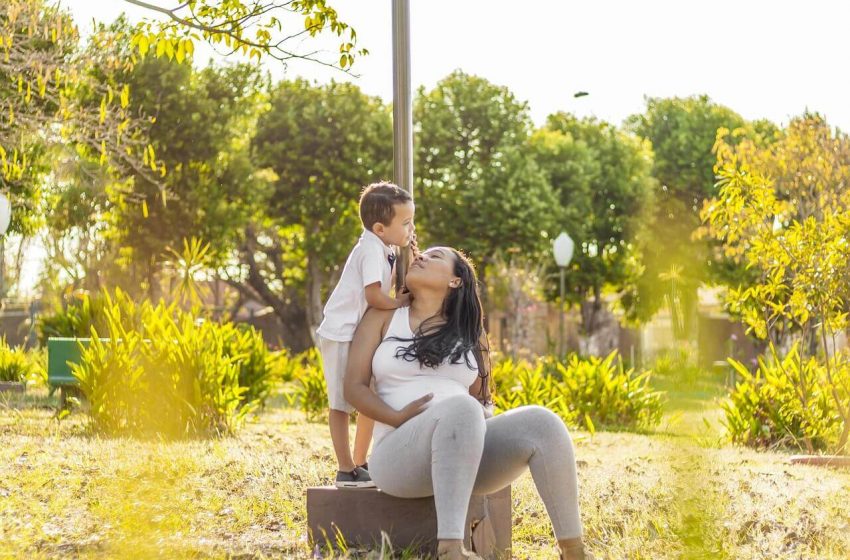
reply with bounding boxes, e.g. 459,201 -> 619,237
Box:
392,393 -> 434,427
409,233 -> 421,259
482,402 -> 495,419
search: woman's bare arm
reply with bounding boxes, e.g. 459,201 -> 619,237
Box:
344,308 -> 433,428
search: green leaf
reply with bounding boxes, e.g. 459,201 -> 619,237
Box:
138,34 -> 149,56
120,85 -> 130,108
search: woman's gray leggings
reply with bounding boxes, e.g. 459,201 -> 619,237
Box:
368,394 -> 582,540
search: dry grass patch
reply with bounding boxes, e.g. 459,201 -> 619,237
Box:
1,389 -> 848,559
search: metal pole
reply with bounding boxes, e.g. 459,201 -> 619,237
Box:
559,266 -> 565,356
0,237 -> 5,303
392,0 -> 413,293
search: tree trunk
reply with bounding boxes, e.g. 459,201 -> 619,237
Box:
245,261 -> 311,351
838,419 -> 850,454
226,274 -> 312,352
479,257 -> 491,332
305,257 -> 325,348
580,284 -> 615,356
147,257 -> 161,302
236,226 -> 313,352
581,283 -> 603,336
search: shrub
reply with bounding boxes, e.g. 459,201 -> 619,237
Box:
722,345 -> 848,451
71,289 -> 273,438
37,294 -> 98,344
0,338 -> 36,383
283,348 -> 328,422
282,346 -> 667,430
38,289 -> 143,345
558,351 -> 664,431
703,136 -> 850,453
275,347 -> 305,384
493,358 -> 578,427
494,351 -> 665,432
26,347 -> 48,387
219,322 -> 279,408
43,288 -> 277,409
649,347 -> 702,386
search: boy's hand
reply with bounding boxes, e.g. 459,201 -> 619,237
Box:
396,292 -> 412,307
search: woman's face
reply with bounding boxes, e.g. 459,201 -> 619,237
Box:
406,247 -> 461,292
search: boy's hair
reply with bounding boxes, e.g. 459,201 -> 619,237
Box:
359,182 -> 413,232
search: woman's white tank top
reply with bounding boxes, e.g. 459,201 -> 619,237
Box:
370,306 -> 479,447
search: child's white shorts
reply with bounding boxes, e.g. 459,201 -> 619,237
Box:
318,336 -> 354,414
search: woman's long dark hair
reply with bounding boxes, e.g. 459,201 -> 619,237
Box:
392,249 -> 492,404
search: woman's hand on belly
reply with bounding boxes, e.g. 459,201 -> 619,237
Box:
391,392 -> 434,428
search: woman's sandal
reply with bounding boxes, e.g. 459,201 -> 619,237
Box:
436,546 -> 483,560
560,544 -> 595,560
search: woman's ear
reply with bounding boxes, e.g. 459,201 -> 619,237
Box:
449,278 -> 462,288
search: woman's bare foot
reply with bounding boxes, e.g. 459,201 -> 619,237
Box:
436,539 -> 483,560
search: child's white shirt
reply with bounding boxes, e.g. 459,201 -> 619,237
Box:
316,229 -> 395,342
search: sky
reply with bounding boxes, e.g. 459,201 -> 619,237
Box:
63,0 -> 850,130
14,0 -> 850,294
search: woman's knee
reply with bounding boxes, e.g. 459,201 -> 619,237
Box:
433,394 -> 486,426
516,405 -> 573,443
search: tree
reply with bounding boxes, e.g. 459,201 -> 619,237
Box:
124,0 -> 365,70
531,113 -> 655,335
624,95 -> 755,334
703,114 -> 850,349
250,79 -> 392,348
627,96 -> 748,207
1,1 -> 161,303
486,254 -> 548,356
44,19 -> 272,305
112,57 -> 270,299
702,114 -> 850,452
39,160 -> 116,295
414,71 -> 560,280
1,1 -> 155,236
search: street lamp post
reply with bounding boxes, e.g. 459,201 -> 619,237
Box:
391,0 -> 413,293
0,194 -> 11,302
553,232 -> 575,356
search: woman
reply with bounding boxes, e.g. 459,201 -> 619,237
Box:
344,247 -> 588,560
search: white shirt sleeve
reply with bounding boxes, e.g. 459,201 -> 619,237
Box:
360,244 -> 387,288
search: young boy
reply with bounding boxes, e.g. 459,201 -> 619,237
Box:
317,182 -> 417,488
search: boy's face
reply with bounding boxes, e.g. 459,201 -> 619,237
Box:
373,201 -> 415,247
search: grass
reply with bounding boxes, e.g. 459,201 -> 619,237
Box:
1,380 -> 849,559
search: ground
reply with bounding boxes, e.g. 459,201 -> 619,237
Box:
1,378 -> 849,559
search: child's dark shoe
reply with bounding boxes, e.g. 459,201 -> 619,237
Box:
335,466 -> 375,488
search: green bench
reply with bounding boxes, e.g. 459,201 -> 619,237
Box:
46,337 -> 107,406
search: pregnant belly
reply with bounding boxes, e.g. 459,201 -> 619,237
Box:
378,376 -> 470,412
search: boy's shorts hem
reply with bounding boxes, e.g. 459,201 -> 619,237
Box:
318,336 -> 355,414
